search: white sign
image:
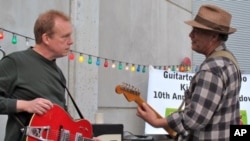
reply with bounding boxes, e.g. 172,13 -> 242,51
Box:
145,66 -> 250,135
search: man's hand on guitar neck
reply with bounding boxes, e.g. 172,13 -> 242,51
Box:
16,98 -> 54,115
137,102 -> 168,128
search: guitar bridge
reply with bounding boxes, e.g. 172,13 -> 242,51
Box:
22,126 -> 50,141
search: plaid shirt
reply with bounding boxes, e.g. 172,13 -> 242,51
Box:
167,45 -> 241,141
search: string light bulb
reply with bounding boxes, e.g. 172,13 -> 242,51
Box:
111,60 -> 116,68
171,65 -> 176,71
0,29 -> 4,39
96,57 -> 101,66
118,62 -> 123,70
176,65 -> 179,71
12,34 -> 17,44
104,59 -> 108,67
69,52 -> 75,60
142,65 -> 146,73
125,63 -> 129,71
163,66 -> 167,70
88,55 -> 92,64
131,64 -> 135,72
78,54 -> 84,62
179,65 -> 185,72
26,38 -> 30,47
136,65 -> 141,72
168,66 -> 171,71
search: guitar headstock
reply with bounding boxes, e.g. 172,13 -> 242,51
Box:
115,83 -> 140,102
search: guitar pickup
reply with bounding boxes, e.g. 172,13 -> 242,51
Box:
75,132 -> 83,141
59,128 -> 70,141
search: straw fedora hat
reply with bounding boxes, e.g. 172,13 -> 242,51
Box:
185,4 -> 236,34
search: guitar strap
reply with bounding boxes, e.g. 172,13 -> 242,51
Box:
208,50 -> 240,71
0,46 -> 6,59
56,67 -> 85,119
61,82 -> 85,119
14,114 -> 27,140
178,50 -> 240,111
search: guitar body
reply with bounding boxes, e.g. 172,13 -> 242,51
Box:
26,104 -> 93,141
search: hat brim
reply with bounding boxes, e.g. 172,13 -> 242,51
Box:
185,20 -> 236,34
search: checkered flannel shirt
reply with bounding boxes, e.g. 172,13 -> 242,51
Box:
167,46 -> 241,141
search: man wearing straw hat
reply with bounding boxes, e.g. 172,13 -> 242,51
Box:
137,4 -> 241,141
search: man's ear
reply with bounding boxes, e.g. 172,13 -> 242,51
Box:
212,33 -> 220,42
42,33 -> 49,45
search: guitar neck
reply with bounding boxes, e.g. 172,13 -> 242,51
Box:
135,96 -> 162,118
115,84 -> 177,139
135,96 -> 177,138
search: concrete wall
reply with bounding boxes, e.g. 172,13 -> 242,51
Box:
98,0 -> 192,135
0,0 -> 192,139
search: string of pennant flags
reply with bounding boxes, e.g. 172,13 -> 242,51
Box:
0,27 -> 198,73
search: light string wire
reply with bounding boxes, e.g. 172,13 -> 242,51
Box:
0,27 -> 196,73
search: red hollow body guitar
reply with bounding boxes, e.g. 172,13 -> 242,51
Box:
24,104 -> 93,141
